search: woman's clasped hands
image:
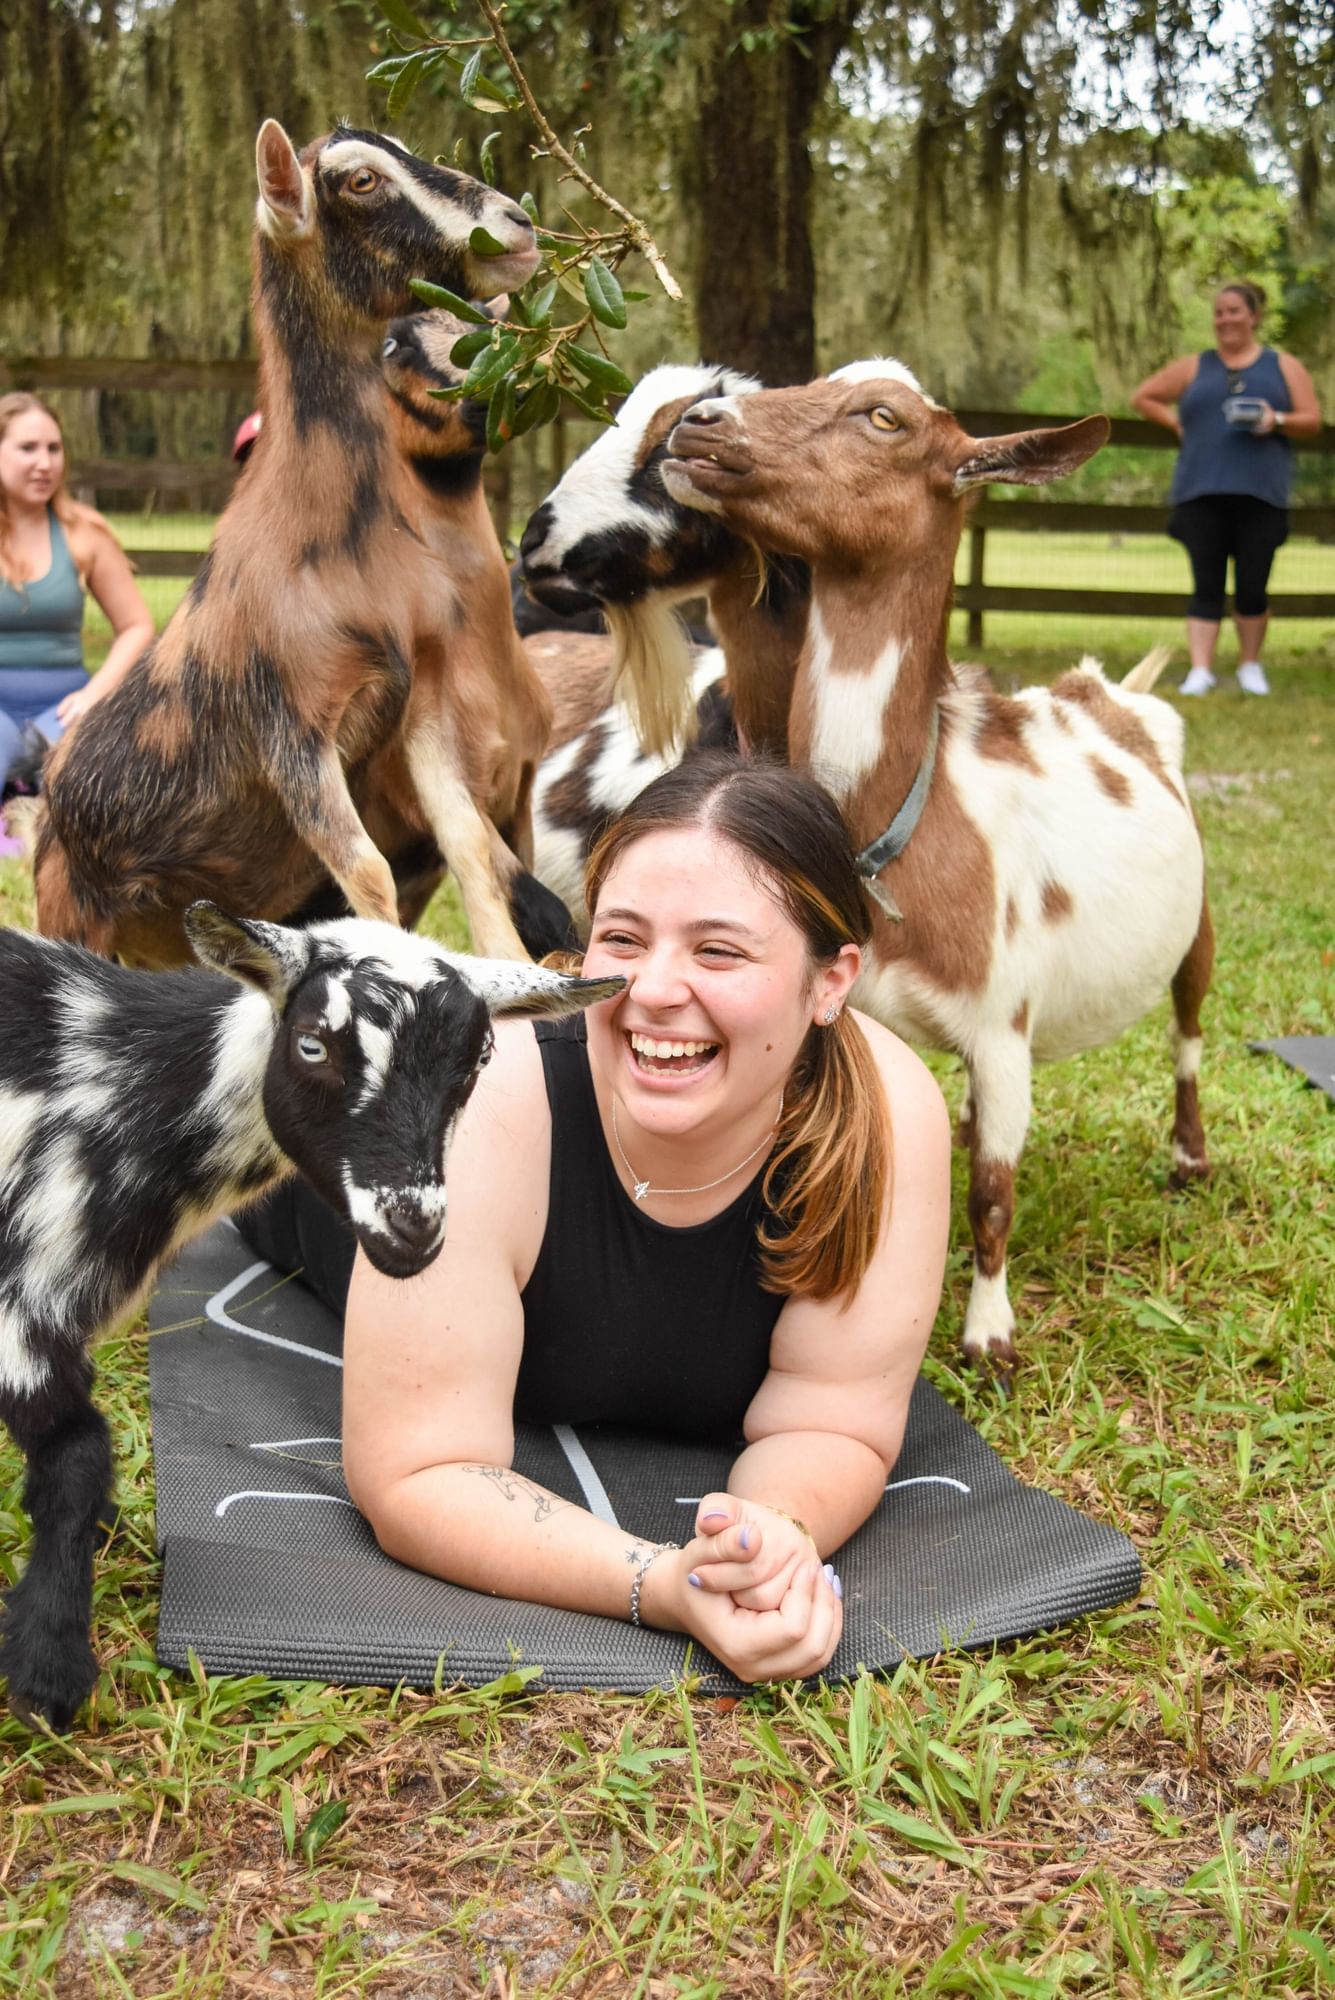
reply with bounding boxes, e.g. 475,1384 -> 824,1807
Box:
643,1492 -> 844,1684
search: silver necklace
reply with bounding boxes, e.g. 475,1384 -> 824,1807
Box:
610,1093 -> 783,1203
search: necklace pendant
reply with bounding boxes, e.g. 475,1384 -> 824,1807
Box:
633,1179 -> 651,1203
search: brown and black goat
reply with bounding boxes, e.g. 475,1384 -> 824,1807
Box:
34,122 -> 539,967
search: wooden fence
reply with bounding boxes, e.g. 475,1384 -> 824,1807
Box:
6,355 -> 1334,640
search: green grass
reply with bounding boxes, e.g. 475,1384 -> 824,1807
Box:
2,642 -> 1333,1997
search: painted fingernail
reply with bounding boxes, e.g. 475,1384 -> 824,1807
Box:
832,1574 -> 843,1600
822,1563 -> 835,1581
688,1572 -> 701,1588
700,1510 -> 730,1526
739,1526 -> 752,1552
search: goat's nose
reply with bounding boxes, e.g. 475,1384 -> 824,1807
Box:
682,402 -> 727,427
381,1204 -> 442,1257
519,505 -> 553,565
502,202 -> 533,231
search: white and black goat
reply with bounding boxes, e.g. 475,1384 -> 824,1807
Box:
518,363 -> 810,759
0,908 -> 621,1726
661,361 -> 1212,1370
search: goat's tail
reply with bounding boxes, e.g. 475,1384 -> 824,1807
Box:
1,793 -> 44,865
1120,645 -> 1174,695
604,598 -> 700,762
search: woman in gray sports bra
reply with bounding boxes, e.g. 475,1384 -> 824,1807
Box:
0,394 -> 153,815
1132,281 -> 1322,697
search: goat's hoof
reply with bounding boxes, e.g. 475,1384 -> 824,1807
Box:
961,1338 -> 1019,1386
1,1624 -> 99,1733
1168,1158 -> 1212,1191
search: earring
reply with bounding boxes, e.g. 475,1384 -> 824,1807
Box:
824,1005 -> 839,1025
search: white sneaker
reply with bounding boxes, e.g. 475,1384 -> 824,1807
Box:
1180,665 -> 1217,696
1236,661 -> 1270,696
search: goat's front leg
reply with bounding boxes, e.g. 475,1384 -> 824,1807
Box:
279,747 -> 400,926
404,743 -> 530,960
961,1029 -> 1034,1373
1,1353 -> 114,1729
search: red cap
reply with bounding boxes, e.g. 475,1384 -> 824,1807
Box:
231,410 -> 263,463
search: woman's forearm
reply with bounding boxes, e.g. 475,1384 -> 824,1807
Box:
92,623 -> 154,691
365,1459 -> 685,1625
1133,396 -> 1181,436
727,1430 -> 889,1557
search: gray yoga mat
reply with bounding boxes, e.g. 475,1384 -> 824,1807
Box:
1250,1036 -> 1335,1101
146,1223 -> 1142,1695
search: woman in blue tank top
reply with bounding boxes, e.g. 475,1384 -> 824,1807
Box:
0,394 -> 154,822
1132,281 -> 1322,696
252,756 -> 952,1686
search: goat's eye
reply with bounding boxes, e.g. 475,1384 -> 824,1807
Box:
869,406 -> 900,432
347,168 -> 381,194
478,1029 -> 495,1069
382,335 -> 398,357
297,1033 -> 329,1065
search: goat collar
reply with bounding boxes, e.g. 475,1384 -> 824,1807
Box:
853,703 -> 940,923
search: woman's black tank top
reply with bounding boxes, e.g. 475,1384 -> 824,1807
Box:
516,1015 -> 783,1440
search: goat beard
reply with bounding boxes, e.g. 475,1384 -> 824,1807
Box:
604,598 -> 700,762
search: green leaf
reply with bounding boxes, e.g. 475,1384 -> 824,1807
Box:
487,375 -> 517,453
409,279 -> 492,325
566,343 -> 634,396
379,0 -> 431,39
558,377 -> 617,425
469,225 -> 509,256
478,130 -> 502,183
463,334 -> 521,396
111,1863 -> 208,1912
300,1799 -> 350,1865
450,328 -> 493,366
520,191 -> 540,223
367,55 -> 413,85
583,256 -> 627,329
507,379 -> 561,439
387,49 -> 428,119
459,48 -> 482,101
525,278 -> 557,324
33,1792 -> 127,1816
471,72 -> 520,109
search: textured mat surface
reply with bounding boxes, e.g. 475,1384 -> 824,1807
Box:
147,1224 -> 1142,1694
1250,1035 -> 1335,1101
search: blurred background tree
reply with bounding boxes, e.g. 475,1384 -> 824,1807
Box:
1,0 -> 1329,493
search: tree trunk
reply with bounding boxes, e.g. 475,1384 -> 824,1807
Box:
685,3 -> 857,384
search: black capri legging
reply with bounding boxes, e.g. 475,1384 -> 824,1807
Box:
1168,494 -> 1289,620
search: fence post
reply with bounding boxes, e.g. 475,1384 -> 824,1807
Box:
967,522 -> 986,649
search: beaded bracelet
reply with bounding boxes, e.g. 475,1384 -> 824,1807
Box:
629,1542 -> 678,1627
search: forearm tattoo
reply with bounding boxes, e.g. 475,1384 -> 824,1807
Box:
459,1464 -> 567,1524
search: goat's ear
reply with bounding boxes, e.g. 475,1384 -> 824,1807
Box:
952,416 -> 1110,494
455,961 -> 627,1019
185,903 -> 311,1008
256,119 -> 313,239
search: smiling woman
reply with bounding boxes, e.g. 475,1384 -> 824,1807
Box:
238,755 -> 952,1685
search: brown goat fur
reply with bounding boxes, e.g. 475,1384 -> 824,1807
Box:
34,123 -> 538,966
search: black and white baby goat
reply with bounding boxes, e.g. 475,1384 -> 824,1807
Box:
0,905 -> 622,1727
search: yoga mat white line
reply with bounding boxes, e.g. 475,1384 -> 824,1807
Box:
672,1474 -> 972,1505
206,1261 -> 344,1369
215,1489 -> 358,1519
552,1426 -> 619,1526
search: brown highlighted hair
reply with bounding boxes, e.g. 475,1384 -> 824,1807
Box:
0,392 -> 104,589
584,753 -> 890,1303
1218,280 -> 1265,318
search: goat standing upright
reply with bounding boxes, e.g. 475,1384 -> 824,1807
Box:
353,312 -> 571,956
661,363 -> 1212,1369
0,904 -> 622,1727
33,123 -> 539,967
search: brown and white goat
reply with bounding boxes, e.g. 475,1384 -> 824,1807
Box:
345,310 -> 566,957
663,360 -> 1213,1369
519,363 -> 808,758
33,122 -> 538,967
